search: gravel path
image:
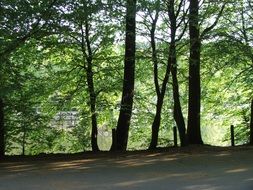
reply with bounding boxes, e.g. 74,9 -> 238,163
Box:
0,149 -> 253,190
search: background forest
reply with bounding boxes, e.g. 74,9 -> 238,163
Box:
0,0 -> 252,156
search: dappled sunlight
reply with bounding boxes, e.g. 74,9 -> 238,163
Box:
226,168 -> 248,173
113,154 -> 180,168
114,173 -> 187,187
0,158 -> 99,173
145,153 -> 163,157
48,164 -> 91,171
47,159 -> 96,171
213,153 -> 231,157
0,163 -> 37,173
1,149 -> 253,190
159,156 -> 179,162
115,158 -> 160,167
184,184 -> 220,190
115,160 -> 150,167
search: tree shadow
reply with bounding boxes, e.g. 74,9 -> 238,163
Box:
0,148 -> 253,190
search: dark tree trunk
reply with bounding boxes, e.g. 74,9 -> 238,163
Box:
171,65 -> 187,146
113,0 -> 136,151
148,7 -> 162,150
84,21 -> 99,152
80,20 -> 99,152
250,98 -> 253,145
22,126 -> 26,156
149,1 -> 176,150
149,62 -> 171,149
149,97 -> 163,149
168,0 -> 187,147
0,98 -> 4,158
86,64 -> 99,152
187,0 -> 203,144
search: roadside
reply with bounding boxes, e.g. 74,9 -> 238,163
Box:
0,146 -> 253,190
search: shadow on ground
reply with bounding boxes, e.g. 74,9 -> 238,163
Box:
0,147 -> 253,190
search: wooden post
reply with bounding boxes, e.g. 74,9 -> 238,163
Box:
231,125 -> 235,147
173,126 -> 178,147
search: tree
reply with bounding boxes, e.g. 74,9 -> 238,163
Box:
168,0 -> 187,146
68,0 -> 102,152
148,0 -> 188,149
147,0 -> 171,150
0,0 -> 59,158
187,0 -> 203,144
213,0 -> 253,144
187,0 -> 226,144
56,0 -> 119,152
113,0 -> 136,151
2,0 -> 252,154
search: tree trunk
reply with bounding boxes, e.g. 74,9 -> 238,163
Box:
171,60 -> 187,146
84,20 -> 99,152
149,97 -> 163,149
79,20 -> 100,152
113,0 -> 136,151
148,2 -> 173,150
22,126 -> 26,156
168,0 -> 187,147
148,7 -> 161,150
0,98 -> 4,158
86,64 -> 99,152
250,98 -> 253,145
149,64 -> 171,150
187,0 -> 203,144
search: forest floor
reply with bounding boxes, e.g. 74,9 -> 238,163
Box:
0,145 -> 253,190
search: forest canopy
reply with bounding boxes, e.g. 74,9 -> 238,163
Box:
0,0 -> 252,156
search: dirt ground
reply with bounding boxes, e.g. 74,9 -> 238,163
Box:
0,146 -> 253,190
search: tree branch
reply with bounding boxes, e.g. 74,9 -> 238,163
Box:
200,3 -> 227,40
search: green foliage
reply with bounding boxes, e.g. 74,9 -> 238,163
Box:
1,0 -> 252,155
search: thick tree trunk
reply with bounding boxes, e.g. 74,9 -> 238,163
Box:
113,0 -> 136,151
250,98 -> 253,145
168,0 -> 187,147
187,0 -> 203,144
0,98 -> 4,158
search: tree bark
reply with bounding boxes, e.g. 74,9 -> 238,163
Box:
148,3 -> 174,149
113,0 -> 136,151
250,98 -> 253,145
22,126 -> 26,156
187,0 -> 203,144
149,60 -> 171,149
148,6 -> 162,150
168,0 -> 187,147
149,97 -> 163,149
171,65 -> 187,146
149,1 -> 180,149
86,63 -> 99,152
84,21 -> 99,152
0,98 -> 4,158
